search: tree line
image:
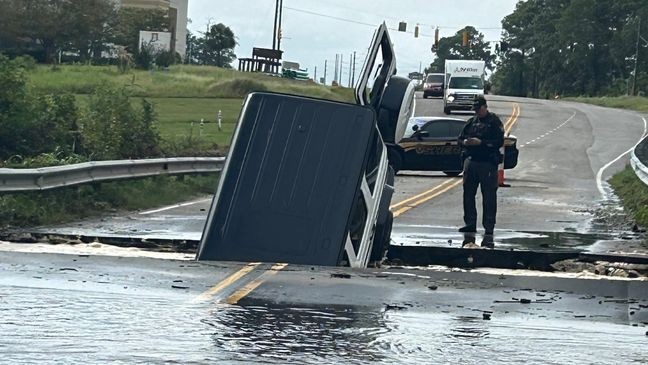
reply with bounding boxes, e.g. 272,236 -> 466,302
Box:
493,0 -> 647,97
0,0 -> 237,68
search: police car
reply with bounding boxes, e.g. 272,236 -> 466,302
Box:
387,116 -> 519,175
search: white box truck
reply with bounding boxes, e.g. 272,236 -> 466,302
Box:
443,60 -> 485,114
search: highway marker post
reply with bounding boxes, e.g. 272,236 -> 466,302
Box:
217,110 -> 222,132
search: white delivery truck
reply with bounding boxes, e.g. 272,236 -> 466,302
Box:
443,59 -> 486,114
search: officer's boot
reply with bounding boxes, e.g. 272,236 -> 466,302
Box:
462,232 -> 477,247
481,234 -> 495,248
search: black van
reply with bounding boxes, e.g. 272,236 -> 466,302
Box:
196,23 -> 415,268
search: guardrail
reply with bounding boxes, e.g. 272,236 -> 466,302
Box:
0,157 -> 224,192
631,135 -> 648,187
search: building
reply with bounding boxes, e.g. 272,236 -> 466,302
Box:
120,0 -> 187,59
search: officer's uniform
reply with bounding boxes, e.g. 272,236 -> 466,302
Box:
458,99 -> 504,239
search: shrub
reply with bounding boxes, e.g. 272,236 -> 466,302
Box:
80,84 -> 161,160
0,55 -> 79,159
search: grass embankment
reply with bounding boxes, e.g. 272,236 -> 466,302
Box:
2,65 -> 354,229
571,95 -> 648,228
565,96 -> 648,113
31,65 -> 354,153
610,166 -> 648,229
0,175 -> 218,229
28,64 -> 354,101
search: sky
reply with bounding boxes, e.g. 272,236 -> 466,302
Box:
187,0 -> 520,82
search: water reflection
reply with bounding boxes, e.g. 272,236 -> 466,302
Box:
202,303 -> 390,364
447,316 -> 490,342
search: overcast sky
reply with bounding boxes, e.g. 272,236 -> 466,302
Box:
187,0 -> 520,82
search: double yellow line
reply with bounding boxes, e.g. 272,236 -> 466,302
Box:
504,103 -> 521,134
390,178 -> 461,217
191,262 -> 287,305
388,102 -> 521,218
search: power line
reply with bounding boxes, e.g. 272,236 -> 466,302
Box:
283,6 -> 503,34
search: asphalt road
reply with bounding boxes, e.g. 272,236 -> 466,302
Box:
27,93 -> 648,255
4,94 -> 648,364
1,245 -> 647,364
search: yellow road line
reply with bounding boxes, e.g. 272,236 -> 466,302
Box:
191,262 -> 261,303
393,178 -> 462,217
224,263 -> 288,305
505,104 -> 520,133
390,102 -> 520,218
389,178 -> 456,210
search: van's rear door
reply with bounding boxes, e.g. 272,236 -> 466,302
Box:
196,92 -> 376,266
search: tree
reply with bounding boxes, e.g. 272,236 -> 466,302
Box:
426,26 -> 495,74
492,0 -> 648,97
0,0 -> 117,63
63,0 -> 117,63
198,23 -> 237,67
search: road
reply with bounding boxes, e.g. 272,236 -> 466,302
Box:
1,245 -> 647,364
3,94 -> 648,364
26,93 -> 648,256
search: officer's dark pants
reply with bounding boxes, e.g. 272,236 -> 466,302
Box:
462,158 -> 498,234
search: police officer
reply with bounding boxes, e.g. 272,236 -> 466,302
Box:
458,95 -> 504,247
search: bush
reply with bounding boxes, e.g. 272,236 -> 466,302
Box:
155,50 -> 178,68
134,43 -> 156,70
0,55 -> 79,159
81,84 -> 161,159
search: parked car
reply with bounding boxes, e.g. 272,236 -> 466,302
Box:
422,73 -> 444,98
389,116 -> 519,175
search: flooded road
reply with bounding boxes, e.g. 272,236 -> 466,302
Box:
2,287 -> 647,364
1,247 -> 647,364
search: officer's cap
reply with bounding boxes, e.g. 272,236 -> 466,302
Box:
472,95 -> 487,110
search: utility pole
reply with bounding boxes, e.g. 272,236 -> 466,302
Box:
348,53 -> 352,87
334,55 -> 338,84
314,66 -> 317,83
272,0 -> 279,49
277,0 -> 284,51
632,18 -> 641,96
351,51 -> 356,86
340,54 -> 344,86
324,60 -> 327,85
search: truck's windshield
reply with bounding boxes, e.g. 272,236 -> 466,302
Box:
448,77 -> 483,89
426,74 -> 444,83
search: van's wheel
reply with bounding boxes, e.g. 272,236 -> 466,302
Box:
369,211 -> 393,264
443,171 -> 461,177
387,148 -> 403,174
443,107 -> 451,115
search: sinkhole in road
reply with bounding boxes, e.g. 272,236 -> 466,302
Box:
390,225 -> 647,256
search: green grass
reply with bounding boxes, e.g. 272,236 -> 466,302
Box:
565,96 -> 648,113
609,166 -> 648,228
147,97 -> 241,148
0,174 -> 219,228
3,64 -> 356,229
36,65 -> 355,154
28,64 -> 355,101
72,95 -> 243,154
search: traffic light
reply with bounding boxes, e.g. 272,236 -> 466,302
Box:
278,28 -> 282,39
414,24 -> 419,38
462,31 -> 468,47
